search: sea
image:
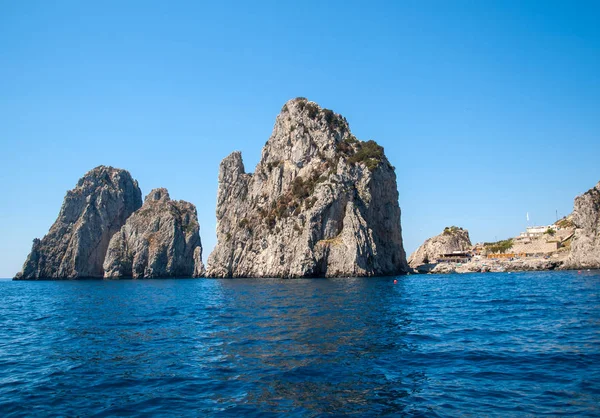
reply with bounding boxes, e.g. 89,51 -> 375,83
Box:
0,271 -> 598,417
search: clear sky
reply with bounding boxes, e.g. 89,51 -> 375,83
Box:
1,1 -> 598,277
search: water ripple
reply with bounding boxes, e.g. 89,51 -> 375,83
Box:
0,271 -> 599,416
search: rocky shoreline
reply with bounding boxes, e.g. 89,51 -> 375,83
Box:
408,181 -> 600,275
415,256 -> 566,275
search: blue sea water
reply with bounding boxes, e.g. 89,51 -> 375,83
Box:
0,271 -> 598,417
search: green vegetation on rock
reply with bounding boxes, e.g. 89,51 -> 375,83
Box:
443,226 -> 462,235
334,136 -> 385,172
484,238 -> 514,254
348,140 -> 385,171
305,102 -> 319,119
183,222 -> 197,234
556,217 -> 574,228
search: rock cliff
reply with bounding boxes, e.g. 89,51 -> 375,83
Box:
207,98 -> 407,277
103,188 -> 204,278
408,226 -> 472,269
15,166 -> 142,279
563,181 -> 600,269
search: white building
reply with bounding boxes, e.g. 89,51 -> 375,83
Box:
519,226 -> 552,238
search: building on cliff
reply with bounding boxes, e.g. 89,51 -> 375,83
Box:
520,226 -> 551,238
437,251 -> 472,263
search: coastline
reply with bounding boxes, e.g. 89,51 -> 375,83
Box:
413,254 -> 573,274
7,266 -> 599,281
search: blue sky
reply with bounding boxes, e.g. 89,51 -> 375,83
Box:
1,1 -> 598,277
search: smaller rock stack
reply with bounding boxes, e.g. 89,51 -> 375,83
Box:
15,166 -> 143,279
103,188 -> 204,278
408,226 -> 472,269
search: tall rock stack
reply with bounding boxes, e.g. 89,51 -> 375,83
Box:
103,188 -> 204,278
563,181 -> 600,269
15,166 -> 143,279
207,97 -> 408,277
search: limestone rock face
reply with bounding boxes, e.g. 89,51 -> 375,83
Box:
207,98 -> 408,277
103,188 -> 204,278
563,181 -> 600,269
408,226 -> 472,269
15,166 -> 142,279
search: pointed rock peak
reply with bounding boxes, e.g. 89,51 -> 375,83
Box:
219,151 -> 246,180
278,97 -> 349,133
258,99 -> 355,168
146,188 -> 170,203
77,165 -> 136,188
84,165 -> 117,176
223,151 -> 244,168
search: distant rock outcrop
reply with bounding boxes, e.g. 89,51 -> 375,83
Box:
408,226 -> 472,269
430,257 -> 561,274
15,166 -> 142,280
207,98 -> 407,277
563,181 -> 600,269
103,188 -> 204,278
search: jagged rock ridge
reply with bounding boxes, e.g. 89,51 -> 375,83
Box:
207,97 -> 408,277
103,188 -> 204,278
408,226 -> 472,269
15,166 -> 143,279
563,181 -> 600,269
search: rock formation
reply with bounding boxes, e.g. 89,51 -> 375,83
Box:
15,166 -> 142,279
207,97 -> 407,277
103,188 -> 204,278
408,226 -> 472,269
563,181 -> 600,269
